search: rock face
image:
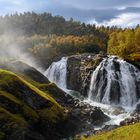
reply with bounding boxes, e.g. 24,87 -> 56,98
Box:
66,99 -> 110,136
67,53 -> 105,96
67,56 -> 82,92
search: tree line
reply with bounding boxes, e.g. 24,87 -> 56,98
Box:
0,12 -> 139,66
0,12 -> 108,37
108,26 -> 140,61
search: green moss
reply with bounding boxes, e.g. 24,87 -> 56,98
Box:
38,105 -> 66,123
79,123 -> 140,140
0,107 -> 28,139
0,69 -> 66,123
0,91 -> 21,104
0,69 -> 60,105
0,107 -> 27,129
0,68 -> 68,139
22,105 -> 39,122
0,91 -> 39,123
21,77 -> 61,107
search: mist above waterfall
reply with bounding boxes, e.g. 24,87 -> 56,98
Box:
0,33 -> 43,72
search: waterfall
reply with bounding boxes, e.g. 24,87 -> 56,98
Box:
45,55 -> 140,108
88,56 -> 140,108
44,57 -> 67,89
45,55 -> 140,126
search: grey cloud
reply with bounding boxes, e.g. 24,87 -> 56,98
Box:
42,2 -> 140,23
54,0 -> 140,9
0,0 -> 140,27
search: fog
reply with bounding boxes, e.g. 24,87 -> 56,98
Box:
0,33 -> 44,73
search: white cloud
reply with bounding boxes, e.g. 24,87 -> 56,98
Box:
116,6 -> 126,10
88,13 -> 140,28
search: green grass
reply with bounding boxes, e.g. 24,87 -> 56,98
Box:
79,123 -> 140,140
0,91 -> 39,122
0,69 -> 66,123
0,69 -> 61,105
0,68 -> 69,139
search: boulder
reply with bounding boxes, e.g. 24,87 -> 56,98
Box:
67,55 -> 82,92
67,53 -> 105,97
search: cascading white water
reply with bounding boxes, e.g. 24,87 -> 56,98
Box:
45,55 -> 140,126
88,56 -> 140,108
44,57 -> 67,89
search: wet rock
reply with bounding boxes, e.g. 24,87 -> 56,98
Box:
67,53 -> 105,97
94,125 -> 118,135
68,100 -> 110,135
120,112 -> 140,126
90,107 -> 110,125
67,56 -> 82,92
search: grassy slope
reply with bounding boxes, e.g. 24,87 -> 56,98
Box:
3,61 -> 72,107
1,61 -> 69,105
0,69 -> 66,139
79,123 -> 140,140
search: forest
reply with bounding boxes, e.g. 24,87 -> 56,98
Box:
0,12 -> 139,68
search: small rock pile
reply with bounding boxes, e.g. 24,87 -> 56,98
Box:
120,113 -> 140,126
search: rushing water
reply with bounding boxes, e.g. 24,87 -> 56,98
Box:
88,56 -> 140,108
44,57 -> 67,89
45,55 -> 140,126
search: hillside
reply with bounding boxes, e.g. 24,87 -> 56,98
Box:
78,122 -> 140,140
0,69 -> 67,140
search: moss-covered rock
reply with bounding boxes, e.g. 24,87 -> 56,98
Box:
67,55 -> 82,92
0,60 -> 50,84
0,69 -> 67,140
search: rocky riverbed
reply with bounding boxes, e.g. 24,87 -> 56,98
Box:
45,53 -> 140,139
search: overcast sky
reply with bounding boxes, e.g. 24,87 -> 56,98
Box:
0,0 -> 140,27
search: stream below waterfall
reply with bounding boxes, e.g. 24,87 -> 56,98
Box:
44,55 -> 140,133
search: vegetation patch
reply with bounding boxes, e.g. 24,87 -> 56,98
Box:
0,69 -> 68,139
78,123 -> 140,140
